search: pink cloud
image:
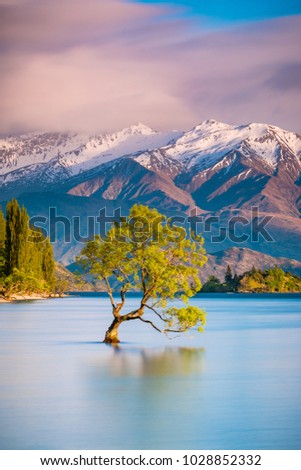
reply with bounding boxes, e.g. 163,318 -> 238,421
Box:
0,0 -> 300,135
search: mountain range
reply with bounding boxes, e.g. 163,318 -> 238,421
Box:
1,119 -> 300,273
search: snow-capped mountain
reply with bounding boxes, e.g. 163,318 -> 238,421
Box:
0,123 -> 181,183
1,119 -> 301,264
166,119 -> 301,169
0,123 -> 162,173
63,119 -> 301,215
1,119 -> 300,196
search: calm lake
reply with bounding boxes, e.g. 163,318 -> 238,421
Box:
0,294 -> 300,450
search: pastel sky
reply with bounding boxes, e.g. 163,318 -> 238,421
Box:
0,0 -> 300,135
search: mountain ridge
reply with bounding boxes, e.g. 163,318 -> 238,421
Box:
1,119 -> 300,266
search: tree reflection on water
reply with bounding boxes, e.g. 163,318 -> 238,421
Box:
91,347 -> 205,377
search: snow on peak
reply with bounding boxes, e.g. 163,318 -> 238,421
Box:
127,123 -> 156,135
195,119 -> 234,131
164,120 -> 301,170
1,120 -> 300,184
0,124 -> 181,178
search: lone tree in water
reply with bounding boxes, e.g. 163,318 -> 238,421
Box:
79,204 -> 207,344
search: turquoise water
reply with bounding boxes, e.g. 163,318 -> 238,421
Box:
0,294 -> 300,450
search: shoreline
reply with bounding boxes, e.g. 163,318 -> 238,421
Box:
1,291 -> 301,304
0,294 -> 65,303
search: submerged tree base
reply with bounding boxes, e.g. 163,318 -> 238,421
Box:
103,318 -> 121,344
103,336 -> 120,344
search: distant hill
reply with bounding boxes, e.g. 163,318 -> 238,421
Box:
54,262 -> 95,292
202,247 -> 301,282
66,247 -> 301,291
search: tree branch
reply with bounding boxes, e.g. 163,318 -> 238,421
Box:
143,283 -> 157,302
164,328 -> 186,333
103,276 -> 117,314
120,289 -> 126,303
141,267 -> 147,294
112,267 -> 129,308
142,260 -> 175,301
144,303 -> 166,322
119,267 -> 131,284
120,308 -> 141,320
137,316 -> 162,333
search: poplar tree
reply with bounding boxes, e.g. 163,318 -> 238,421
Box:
225,264 -> 233,286
18,206 -> 30,271
0,206 -> 5,248
0,206 -> 5,276
42,237 -> 56,290
3,199 -> 56,295
5,199 -> 22,275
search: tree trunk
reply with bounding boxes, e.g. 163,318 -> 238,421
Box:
103,317 -> 122,344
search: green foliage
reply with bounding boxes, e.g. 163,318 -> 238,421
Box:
0,206 -> 5,248
0,206 -> 5,276
202,265 -> 241,293
202,275 -> 225,293
202,265 -> 301,293
3,268 -> 49,297
232,273 -> 240,291
41,237 -> 56,290
1,199 -> 56,298
225,264 -> 233,285
165,306 -> 207,333
55,279 -> 70,297
238,266 -> 301,293
78,204 -> 207,341
5,198 -> 22,275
